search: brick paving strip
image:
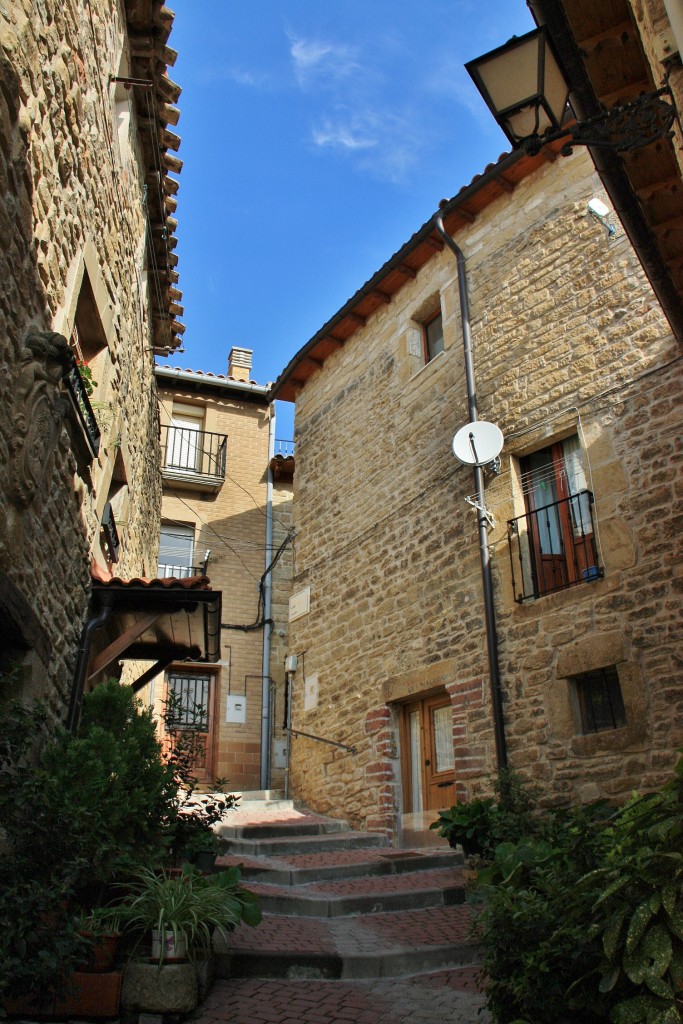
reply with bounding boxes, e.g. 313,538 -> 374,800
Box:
194,968 -> 490,1024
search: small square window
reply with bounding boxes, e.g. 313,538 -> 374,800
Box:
573,666 -> 627,734
423,311 -> 444,362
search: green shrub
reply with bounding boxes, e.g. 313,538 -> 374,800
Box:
476,759 -> 683,1024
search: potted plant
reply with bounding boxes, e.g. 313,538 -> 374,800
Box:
182,825 -> 221,872
76,908 -> 123,972
429,797 -> 499,858
107,864 -> 261,965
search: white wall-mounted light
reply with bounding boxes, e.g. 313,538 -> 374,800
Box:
587,197 -> 616,239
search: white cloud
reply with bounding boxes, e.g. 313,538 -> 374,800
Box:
289,35 -> 360,87
310,108 -> 423,185
312,118 -> 378,151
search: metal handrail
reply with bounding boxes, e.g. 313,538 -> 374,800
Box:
507,489 -> 601,602
286,727 -> 356,754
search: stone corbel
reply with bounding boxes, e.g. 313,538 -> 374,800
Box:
9,329 -> 73,508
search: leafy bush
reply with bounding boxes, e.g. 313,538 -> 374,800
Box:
476,759 -> 683,1024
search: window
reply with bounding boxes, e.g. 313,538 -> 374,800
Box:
158,523 -> 197,578
166,406 -> 203,472
572,666 -> 627,734
508,434 -> 601,601
167,670 -> 212,730
423,311 -> 444,362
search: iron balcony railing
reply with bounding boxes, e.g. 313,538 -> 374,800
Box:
63,360 -> 101,457
157,562 -> 206,579
507,489 -> 602,602
275,438 -> 295,457
160,425 -> 227,481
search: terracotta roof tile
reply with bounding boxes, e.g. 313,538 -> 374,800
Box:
93,574 -> 212,591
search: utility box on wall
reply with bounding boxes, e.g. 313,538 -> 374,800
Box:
273,738 -> 288,769
226,694 -> 247,724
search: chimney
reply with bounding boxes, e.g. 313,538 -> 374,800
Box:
228,347 -> 253,383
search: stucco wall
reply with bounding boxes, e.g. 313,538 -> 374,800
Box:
286,148 -> 682,835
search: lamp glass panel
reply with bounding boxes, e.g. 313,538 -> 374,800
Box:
543,46 -> 570,128
474,35 -> 542,115
507,103 -> 553,140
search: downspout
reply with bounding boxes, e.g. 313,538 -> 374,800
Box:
433,213 -> 508,771
66,591 -> 114,733
260,405 -> 276,789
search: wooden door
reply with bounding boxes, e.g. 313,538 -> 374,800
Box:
400,693 -> 455,813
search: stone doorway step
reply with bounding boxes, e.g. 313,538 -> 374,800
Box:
189,805 -> 490,1024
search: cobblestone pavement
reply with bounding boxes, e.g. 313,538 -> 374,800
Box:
193,967 -> 491,1024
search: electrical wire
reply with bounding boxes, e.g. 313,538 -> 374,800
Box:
221,529 -> 295,633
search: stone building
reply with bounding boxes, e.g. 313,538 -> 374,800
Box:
270,144 -> 682,844
150,349 -> 294,791
0,0 -> 188,716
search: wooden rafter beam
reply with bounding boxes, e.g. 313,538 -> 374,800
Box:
423,236 -> 445,251
371,289 -> 391,304
87,611 -> 161,681
397,263 -> 417,278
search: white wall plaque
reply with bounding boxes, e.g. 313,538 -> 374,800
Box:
289,586 -> 311,621
304,672 -> 319,711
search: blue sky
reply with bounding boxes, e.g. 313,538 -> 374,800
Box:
163,1 -> 535,440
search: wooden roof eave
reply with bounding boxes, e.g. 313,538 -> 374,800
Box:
528,0 -> 683,342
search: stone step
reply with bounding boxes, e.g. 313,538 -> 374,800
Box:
217,846 -> 462,886
219,829 -> 390,858
248,865 -> 467,916
219,816 -> 349,841
214,903 -> 478,980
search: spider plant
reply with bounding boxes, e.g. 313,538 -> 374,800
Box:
101,865 -> 260,964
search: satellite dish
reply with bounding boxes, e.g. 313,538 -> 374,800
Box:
452,421 -> 504,467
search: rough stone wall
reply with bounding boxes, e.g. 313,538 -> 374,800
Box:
0,0 -> 161,710
156,384 -> 271,791
287,148 -> 682,835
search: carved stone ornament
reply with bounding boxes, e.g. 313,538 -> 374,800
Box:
9,329 -> 73,508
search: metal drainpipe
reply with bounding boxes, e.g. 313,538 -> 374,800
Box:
260,405 -> 276,789
433,213 -> 508,770
66,593 -> 114,733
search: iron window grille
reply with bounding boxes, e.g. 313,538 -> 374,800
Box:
572,666 -> 627,734
167,671 -> 211,730
100,501 -> 120,563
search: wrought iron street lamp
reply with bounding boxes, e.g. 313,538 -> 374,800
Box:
465,26 -> 676,156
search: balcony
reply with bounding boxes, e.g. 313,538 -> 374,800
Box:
62,360 -> 101,458
507,490 -> 602,602
160,425 -> 227,491
157,562 -> 207,579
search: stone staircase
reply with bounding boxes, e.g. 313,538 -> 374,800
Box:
206,798 -> 485,1007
